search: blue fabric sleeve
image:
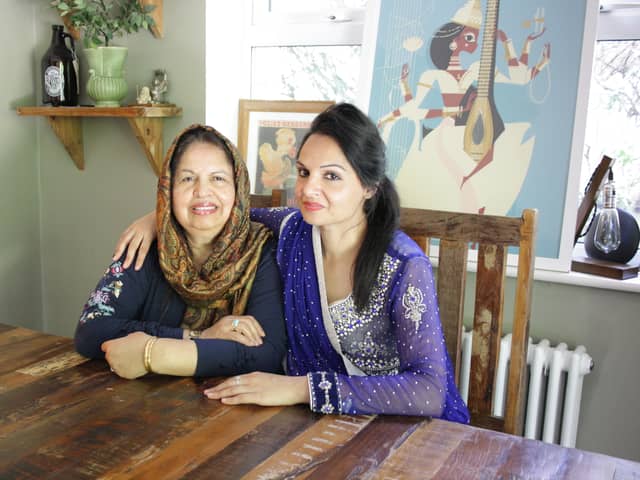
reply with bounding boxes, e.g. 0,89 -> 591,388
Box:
74,250 -> 184,359
307,256 -> 463,418
308,372 -> 341,414
250,207 -> 297,237
193,238 -> 287,376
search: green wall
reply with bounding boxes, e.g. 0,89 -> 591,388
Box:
528,281 -> 640,461
3,0 -> 638,464
465,274 -> 640,462
32,1 -> 206,335
2,1 -> 42,330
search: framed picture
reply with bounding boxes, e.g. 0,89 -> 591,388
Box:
358,0 -> 599,272
238,99 -> 334,195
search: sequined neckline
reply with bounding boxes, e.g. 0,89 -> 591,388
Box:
328,293 -> 352,308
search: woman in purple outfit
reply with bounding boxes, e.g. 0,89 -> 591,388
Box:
114,103 -> 469,422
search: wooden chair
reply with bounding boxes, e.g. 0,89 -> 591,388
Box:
400,207 -> 538,435
249,189 -> 287,208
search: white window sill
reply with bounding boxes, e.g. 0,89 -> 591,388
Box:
532,244 -> 640,293
446,245 -> 640,294
534,268 -> 640,293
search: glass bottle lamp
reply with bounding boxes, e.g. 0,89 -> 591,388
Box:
594,168 -> 621,254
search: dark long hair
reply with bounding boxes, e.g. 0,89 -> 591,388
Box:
298,103 -> 400,310
430,22 -> 465,70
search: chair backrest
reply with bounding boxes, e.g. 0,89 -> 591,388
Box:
400,207 -> 537,436
250,189 -> 287,208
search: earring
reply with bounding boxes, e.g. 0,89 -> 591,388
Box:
449,41 -> 457,51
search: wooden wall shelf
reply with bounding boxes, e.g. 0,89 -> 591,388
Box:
16,105 -> 182,176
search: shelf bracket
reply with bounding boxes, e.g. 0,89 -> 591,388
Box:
46,116 -> 84,170
128,117 -> 164,176
17,105 -> 181,176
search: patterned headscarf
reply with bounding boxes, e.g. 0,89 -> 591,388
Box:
157,124 -> 271,330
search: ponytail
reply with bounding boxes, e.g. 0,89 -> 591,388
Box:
353,176 -> 400,310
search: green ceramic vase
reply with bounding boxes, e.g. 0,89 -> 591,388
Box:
85,47 -> 128,107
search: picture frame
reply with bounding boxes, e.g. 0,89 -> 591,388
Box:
237,99 -> 334,194
358,0 -> 600,272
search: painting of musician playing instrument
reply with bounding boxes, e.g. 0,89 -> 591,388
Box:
365,0 -> 594,262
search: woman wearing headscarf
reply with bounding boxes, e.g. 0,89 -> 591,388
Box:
112,105 -> 469,422
75,125 -> 286,379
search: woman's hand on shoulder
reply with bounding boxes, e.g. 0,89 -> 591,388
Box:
200,315 -> 265,347
102,331 -> 150,379
204,372 -> 310,406
112,211 -> 156,271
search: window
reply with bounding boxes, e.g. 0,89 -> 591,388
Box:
251,0 -> 367,25
246,0 -> 367,102
580,3 -> 640,235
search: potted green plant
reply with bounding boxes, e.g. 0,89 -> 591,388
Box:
50,0 -> 156,106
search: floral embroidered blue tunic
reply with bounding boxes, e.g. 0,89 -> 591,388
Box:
251,208 -> 469,422
75,239 -> 287,377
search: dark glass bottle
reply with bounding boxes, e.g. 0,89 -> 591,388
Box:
41,25 -> 79,106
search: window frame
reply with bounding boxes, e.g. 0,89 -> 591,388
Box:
597,3 -> 640,40
244,0 -> 366,105
577,5 -> 640,238
250,0 -> 366,45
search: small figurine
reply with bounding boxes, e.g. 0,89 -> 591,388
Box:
151,69 -> 168,104
136,85 -> 152,105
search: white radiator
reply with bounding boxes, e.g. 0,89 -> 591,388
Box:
459,331 -> 593,448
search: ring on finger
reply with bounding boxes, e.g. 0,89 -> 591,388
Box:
234,376 -> 241,386
231,318 -> 240,331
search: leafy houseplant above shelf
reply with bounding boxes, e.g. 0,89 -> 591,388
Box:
50,0 -> 158,47
50,0 -> 158,106
58,0 -> 163,40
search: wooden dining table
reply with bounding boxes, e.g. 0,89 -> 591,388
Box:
1,323 -> 638,480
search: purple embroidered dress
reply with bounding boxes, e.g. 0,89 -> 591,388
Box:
251,208 -> 469,422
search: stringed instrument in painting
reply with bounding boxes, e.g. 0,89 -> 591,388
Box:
463,0 -> 505,161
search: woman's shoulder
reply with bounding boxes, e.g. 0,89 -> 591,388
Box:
251,207 -> 299,235
387,230 -> 430,263
251,206 -> 298,222
258,236 -> 278,259
112,240 -> 161,277
138,240 -> 161,272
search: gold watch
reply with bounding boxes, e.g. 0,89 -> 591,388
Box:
188,329 -> 202,339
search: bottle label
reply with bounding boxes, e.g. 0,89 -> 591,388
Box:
44,65 -> 64,97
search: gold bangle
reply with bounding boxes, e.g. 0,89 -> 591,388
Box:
143,336 -> 158,373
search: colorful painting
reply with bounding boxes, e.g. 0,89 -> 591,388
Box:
361,0 -> 598,270
251,119 -> 306,194
237,100 -> 334,194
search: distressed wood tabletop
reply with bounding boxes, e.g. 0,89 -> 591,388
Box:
1,324 -> 638,479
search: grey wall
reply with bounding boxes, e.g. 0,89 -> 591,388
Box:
3,0 -> 638,464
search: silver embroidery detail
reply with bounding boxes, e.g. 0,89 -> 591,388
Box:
318,372 -> 335,414
329,254 -> 401,375
402,284 -> 426,332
